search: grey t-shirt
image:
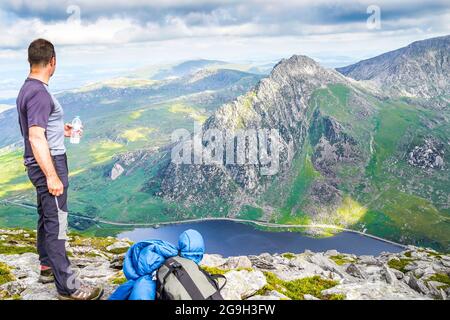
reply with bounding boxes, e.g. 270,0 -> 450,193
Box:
16,78 -> 66,165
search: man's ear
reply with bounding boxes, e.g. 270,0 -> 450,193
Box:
50,56 -> 56,67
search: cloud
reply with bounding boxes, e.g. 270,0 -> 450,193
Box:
0,0 -> 449,99
0,0 -> 448,51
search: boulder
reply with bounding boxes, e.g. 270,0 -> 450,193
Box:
427,281 -> 448,300
223,256 -> 252,269
408,276 -> 430,295
358,255 -> 380,266
106,241 -> 130,253
345,263 -> 367,279
200,254 -> 227,268
382,265 -> 397,284
249,255 -> 276,270
110,254 -> 125,269
221,270 -> 267,300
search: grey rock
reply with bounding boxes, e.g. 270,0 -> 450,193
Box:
249,255 -> 276,270
110,254 -> 125,269
358,255 -> 380,266
345,264 -> 367,279
391,269 -> 404,280
427,281 -> 448,300
106,241 -> 130,253
325,250 -> 339,257
382,265 -> 397,284
200,254 -> 227,268
408,277 -> 430,295
224,256 -> 252,269
221,270 -> 267,300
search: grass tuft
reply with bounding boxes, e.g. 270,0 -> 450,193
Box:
258,272 -> 340,300
0,262 -> 15,285
387,258 -> 412,273
282,253 -> 296,260
330,254 -> 355,266
427,273 -> 450,289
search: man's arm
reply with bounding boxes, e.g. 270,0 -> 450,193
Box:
29,126 -> 64,196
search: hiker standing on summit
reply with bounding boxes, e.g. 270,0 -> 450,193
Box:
16,39 -> 102,300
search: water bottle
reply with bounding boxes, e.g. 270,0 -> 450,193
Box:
70,116 -> 82,144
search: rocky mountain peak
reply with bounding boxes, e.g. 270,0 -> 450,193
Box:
337,34 -> 450,101
269,54 -> 344,84
155,54 -> 350,206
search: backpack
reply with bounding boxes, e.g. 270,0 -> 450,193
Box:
156,256 -> 226,300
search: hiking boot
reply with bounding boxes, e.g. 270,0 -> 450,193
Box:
58,284 -> 104,300
38,268 -> 55,284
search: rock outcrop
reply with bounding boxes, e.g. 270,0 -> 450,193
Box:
408,137 -> 445,170
0,229 -> 448,300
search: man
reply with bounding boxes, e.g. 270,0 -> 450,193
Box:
16,39 -> 103,300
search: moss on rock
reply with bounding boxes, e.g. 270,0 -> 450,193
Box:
0,262 -> 15,285
258,272 -> 340,300
387,258 -> 412,273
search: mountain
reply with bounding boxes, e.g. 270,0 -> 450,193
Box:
337,35 -> 450,104
1,227 -> 448,300
0,68 -> 263,149
130,59 -> 272,80
0,104 -> 14,114
149,51 -> 449,251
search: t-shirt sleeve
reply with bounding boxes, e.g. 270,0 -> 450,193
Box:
26,89 -> 53,129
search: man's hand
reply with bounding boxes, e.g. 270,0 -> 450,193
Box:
47,175 -> 64,196
64,123 -> 72,137
64,123 -> 83,138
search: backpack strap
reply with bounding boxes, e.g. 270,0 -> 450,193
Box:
210,274 -> 227,291
199,268 -> 227,291
160,258 -> 205,300
157,259 -> 181,298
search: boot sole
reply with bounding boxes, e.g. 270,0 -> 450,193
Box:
38,276 -> 55,284
58,288 -> 104,301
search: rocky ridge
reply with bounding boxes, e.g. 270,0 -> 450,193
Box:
155,55 -> 358,211
0,229 -> 449,300
337,35 -> 450,102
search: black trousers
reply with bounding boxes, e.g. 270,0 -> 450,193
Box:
27,154 -> 77,295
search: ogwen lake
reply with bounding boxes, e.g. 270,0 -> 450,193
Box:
117,220 -> 404,257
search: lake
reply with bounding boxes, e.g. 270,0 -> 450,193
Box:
117,220 -> 404,257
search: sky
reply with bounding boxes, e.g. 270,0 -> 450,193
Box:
0,0 -> 449,101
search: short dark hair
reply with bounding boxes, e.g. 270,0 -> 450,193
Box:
28,39 -> 55,67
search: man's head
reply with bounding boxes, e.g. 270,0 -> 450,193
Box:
28,39 -> 56,76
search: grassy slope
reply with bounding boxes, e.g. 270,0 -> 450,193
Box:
294,85 -> 448,250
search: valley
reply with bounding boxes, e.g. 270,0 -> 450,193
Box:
0,37 -> 448,252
